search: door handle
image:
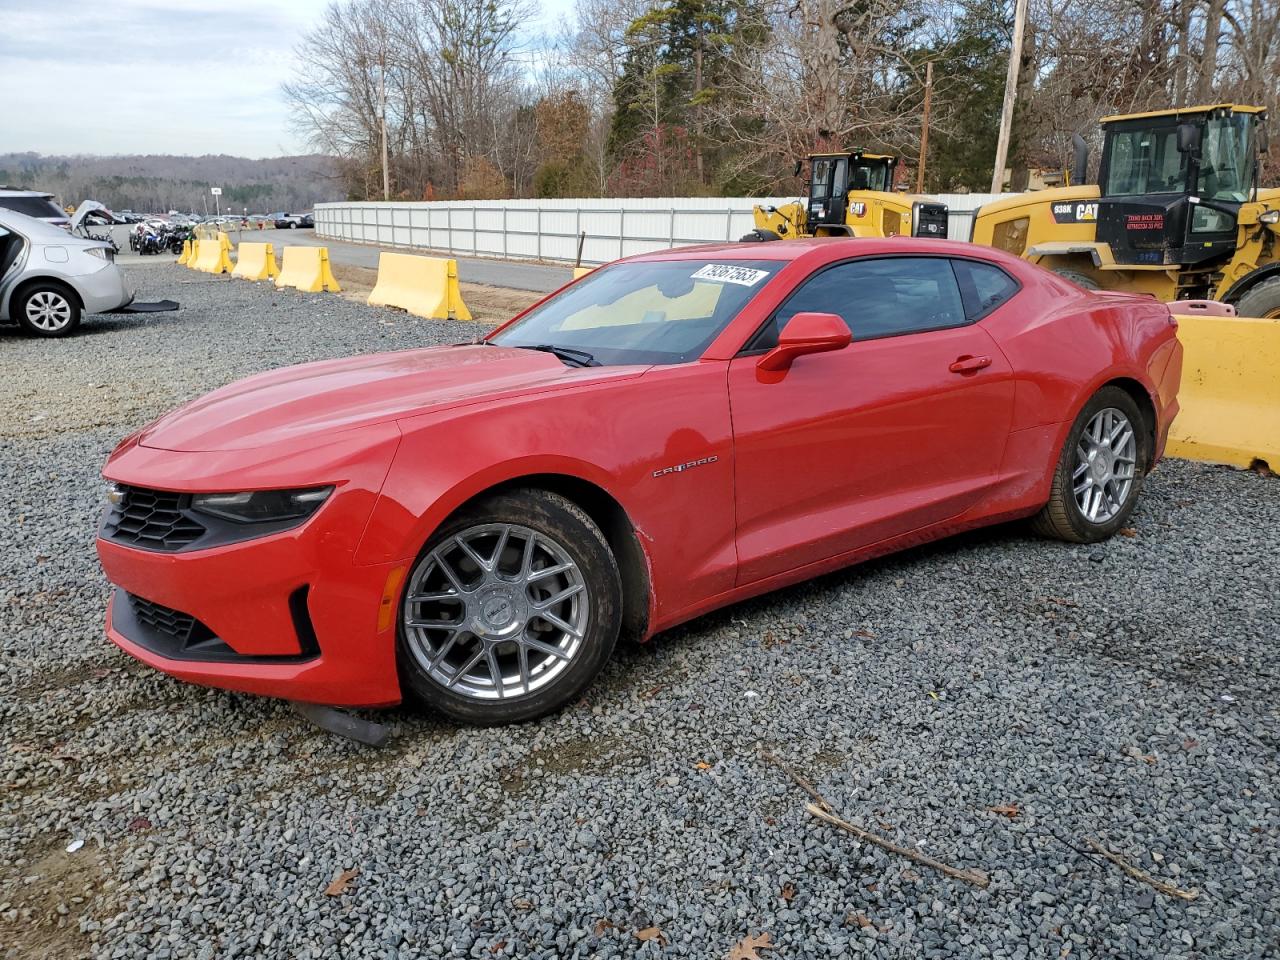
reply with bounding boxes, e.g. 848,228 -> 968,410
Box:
948,355 -> 992,374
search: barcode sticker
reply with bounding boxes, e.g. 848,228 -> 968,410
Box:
690,264 -> 770,287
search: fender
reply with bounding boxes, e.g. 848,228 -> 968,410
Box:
1220,261 -> 1280,305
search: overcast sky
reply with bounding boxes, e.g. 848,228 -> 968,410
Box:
0,0 -> 574,158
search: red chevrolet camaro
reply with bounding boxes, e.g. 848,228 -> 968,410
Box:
97,237 -> 1182,724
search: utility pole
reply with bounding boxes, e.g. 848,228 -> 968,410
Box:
379,48 -> 390,202
990,0 -> 1028,195
916,61 -> 933,194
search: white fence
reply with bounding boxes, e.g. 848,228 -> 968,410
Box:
313,194 -> 1011,266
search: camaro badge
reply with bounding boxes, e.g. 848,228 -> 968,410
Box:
653,455 -> 719,478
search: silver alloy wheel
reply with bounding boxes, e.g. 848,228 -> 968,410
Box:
25,290 -> 73,332
1073,407 -> 1137,523
403,522 -> 589,700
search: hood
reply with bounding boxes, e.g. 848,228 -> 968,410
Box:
139,344 -> 643,452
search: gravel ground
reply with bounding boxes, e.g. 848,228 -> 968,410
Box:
2,264 -> 1278,960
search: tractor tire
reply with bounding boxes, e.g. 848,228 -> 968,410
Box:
739,229 -> 781,242
1052,268 -> 1101,291
1233,278 -> 1280,319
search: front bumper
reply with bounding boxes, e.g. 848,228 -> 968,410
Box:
100,548 -> 405,707
96,424 -> 408,707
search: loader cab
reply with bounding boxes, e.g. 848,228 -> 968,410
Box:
1096,105 -> 1265,267
804,151 -> 897,228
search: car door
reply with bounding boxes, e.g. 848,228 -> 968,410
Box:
727,255 -> 1018,585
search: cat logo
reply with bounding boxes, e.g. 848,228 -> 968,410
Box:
850,202 -> 867,218
1051,202 -> 1098,224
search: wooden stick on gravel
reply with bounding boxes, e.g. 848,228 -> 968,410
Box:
761,749 -> 988,888
806,803 -> 991,888
1083,838 -> 1199,901
759,750 -> 833,813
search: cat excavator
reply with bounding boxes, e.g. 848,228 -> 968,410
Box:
970,104 -> 1280,317
744,150 -> 950,242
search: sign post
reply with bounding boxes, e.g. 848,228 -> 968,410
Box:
211,186 -> 222,218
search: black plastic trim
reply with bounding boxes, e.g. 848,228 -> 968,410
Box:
113,588 -> 321,664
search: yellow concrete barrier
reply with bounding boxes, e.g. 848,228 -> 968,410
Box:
192,232 -> 233,274
1167,313 -> 1280,469
367,252 -> 471,321
232,242 -> 279,281
176,239 -> 192,265
275,246 -> 341,293
573,266 -> 592,279
183,237 -> 200,269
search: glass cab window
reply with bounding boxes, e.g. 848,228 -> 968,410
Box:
1104,126 -> 1186,196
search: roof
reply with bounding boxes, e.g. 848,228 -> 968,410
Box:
808,152 -> 896,162
0,187 -> 56,198
627,235 -> 1005,266
1101,103 -> 1266,123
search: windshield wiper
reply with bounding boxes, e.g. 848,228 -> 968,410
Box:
518,343 -> 600,367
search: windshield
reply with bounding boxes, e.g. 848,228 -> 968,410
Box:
1198,114 -> 1254,202
489,259 -> 783,365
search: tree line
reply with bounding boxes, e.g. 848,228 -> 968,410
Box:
0,153 -> 340,215
283,0 -> 1280,200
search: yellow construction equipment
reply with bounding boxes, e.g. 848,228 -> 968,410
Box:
745,151 -> 949,242
367,252 -> 470,320
1166,310 -> 1280,469
231,242 -> 280,281
276,246 -> 341,293
970,105 -> 1280,316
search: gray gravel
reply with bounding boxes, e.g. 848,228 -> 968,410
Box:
2,264 -> 1279,960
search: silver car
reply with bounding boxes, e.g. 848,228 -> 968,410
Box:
0,208 -> 133,337
0,188 -> 71,228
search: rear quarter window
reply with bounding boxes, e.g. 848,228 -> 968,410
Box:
952,259 -> 1020,320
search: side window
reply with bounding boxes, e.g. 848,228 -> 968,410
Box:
952,259 -> 1020,320
749,257 -> 968,350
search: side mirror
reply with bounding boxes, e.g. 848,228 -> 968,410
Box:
1177,122 -> 1202,155
1257,120 -> 1269,154
757,312 -> 851,372
793,160 -> 803,177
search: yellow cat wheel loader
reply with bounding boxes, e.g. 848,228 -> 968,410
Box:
744,150 -> 949,243
970,104 -> 1280,316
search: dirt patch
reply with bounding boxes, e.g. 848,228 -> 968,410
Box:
0,843 -> 105,960
330,264 -> 541,326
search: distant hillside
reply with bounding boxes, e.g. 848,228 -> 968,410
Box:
0,153 -> 341,214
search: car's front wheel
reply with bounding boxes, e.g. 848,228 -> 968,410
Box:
1033,385 -> 1150,543
16,283 -> 81,337
398,489 -> 622,725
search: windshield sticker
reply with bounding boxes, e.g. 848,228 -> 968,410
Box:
690,264 -> 770,287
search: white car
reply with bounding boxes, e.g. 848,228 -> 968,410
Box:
0,208 -> 134,336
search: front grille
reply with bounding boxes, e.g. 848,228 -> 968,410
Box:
128,594 -> 214,647
102,485 -> 206,551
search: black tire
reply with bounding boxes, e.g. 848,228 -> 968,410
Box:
1233,277 -> 1280,319
14,283 -> 81,337
288,222 -> 297,229
397,488 -> 622,725
739,229 -> 781,242
1052,268 -> 1101,291
1032,386 -> 1151,543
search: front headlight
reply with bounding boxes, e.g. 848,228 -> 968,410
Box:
191,487 -> 332,524
86,247 -> 114,261
1260,209 -> 1280,225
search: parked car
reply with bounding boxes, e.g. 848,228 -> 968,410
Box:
96,237 -> 1182,724
0,208 -> 133,336
0,187 -> 71,229
272,212 -> 305,228
297,213 -> 314,229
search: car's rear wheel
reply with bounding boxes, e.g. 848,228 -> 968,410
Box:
398,489 -> 622,725
1032,386 -> 1150,543
1052,268 -> 1101,291
16,283 -> 81,337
